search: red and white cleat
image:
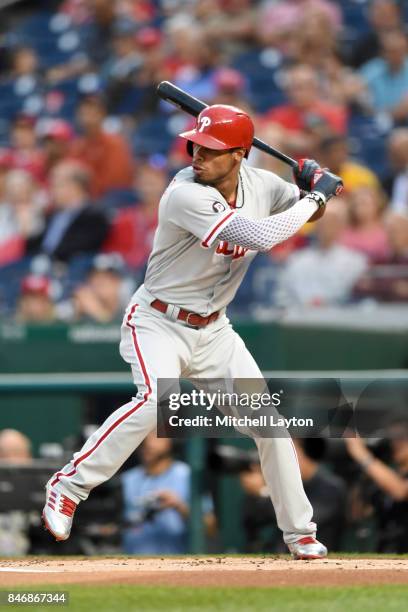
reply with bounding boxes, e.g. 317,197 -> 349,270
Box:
42,482 -> 77,541
287,537 -> 328,560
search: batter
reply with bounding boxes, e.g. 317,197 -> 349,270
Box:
43,104 -> 343,559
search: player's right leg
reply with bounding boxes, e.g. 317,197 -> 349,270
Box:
42,301 -> 192,541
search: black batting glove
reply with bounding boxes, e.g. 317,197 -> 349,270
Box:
294,158 -> 321,192
308,169 -> 344,206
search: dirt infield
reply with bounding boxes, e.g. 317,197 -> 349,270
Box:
1,557 -> 408,588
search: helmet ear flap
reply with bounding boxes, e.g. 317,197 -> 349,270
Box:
186,141 -> 193,156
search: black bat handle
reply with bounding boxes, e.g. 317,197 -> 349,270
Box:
157,81 -> 298,170
158,81 -> 207,116
252,137 -> 298,169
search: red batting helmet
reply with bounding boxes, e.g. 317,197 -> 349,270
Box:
179,104 -> 254,157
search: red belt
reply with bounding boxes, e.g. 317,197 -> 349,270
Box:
151,299 -> 219,328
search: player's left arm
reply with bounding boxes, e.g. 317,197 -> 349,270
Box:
218,170 -> 343,252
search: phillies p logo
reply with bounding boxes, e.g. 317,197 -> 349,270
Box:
198,116 -> 212,132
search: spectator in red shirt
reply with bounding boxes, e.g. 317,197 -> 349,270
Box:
263,64 -> 347,158
103,160 -> 167,269
70,94 -> 133,199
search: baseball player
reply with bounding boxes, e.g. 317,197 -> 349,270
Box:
42,104 -> 343,559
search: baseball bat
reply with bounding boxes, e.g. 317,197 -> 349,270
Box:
157,80 -> 298,169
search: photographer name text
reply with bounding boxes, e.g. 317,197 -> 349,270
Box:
167,415 -> 313,428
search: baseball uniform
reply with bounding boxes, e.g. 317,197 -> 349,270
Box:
49,162 -> 318,544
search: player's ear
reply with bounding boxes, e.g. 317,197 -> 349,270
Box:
232,148 -> 246,162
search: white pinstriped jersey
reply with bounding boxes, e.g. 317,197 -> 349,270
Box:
142,162 -> 299,316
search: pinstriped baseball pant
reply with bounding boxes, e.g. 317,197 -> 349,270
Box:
50,289 -> 316,544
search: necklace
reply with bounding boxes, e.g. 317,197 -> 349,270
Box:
234,172 -> 245,209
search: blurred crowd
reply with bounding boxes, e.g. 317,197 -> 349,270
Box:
1,426 -> 408,555
0,0 -> 408,321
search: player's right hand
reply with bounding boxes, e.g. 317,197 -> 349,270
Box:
310,169 -> 344,204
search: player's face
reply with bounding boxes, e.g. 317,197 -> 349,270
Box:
192,144 -> 244,185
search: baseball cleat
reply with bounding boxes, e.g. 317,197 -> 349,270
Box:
287,537 -> 328,560
42,482 -> 77,541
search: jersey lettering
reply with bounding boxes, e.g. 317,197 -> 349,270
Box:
216,241 -> 248,259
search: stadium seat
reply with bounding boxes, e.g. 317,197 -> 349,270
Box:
228,254 -> 280,318
98,188 -> 138,215
0,258 -> 33,314
347,113 -> 388,180
56,254 -> 96,301
231,49 -> 287,113
132,114 -> 174,156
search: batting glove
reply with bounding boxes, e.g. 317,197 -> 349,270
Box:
294,158 -> 321,192
308,169 -> 344,207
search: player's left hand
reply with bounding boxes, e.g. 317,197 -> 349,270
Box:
294,159 -> 321,192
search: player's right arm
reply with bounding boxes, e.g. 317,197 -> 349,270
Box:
217,170 -> 343,252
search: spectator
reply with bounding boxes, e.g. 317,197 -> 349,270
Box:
0,169 -> 46,266
359,30 -> 408,124
0,429 -> 33,555
201,0 -> 258,60
384,128 -> 408,202
168,25 -> 221,102
319,48 -> 367,108
121,433 -> 191,554
103,160 -> 166,269
277,204 -> 368,307
47,0 -> 116,83
71,94 -> 133,199
288,9 -> 338,71
126,27 -> 165,118
0,428 -> 32,464
102,17 -> 142,113
38,119 -> 75,178
33,160 -> 109,262
71,253 -> 133,323
211,68 -> 253,114
257,0 -> 342,54
263,64 -> 347,158
15,275 -> 55,323
9,46 -> 40,80
240,438 -> 346,552
345,426 -> 408,552
339,186 -> 391,262
0,115 -> 45,183
317,135 -> 381,193
349,0 -> 404,68
83,0 -> 116,64
353,213 -> 408,303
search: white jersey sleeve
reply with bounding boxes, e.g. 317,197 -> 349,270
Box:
218,195 -> 319,252
165,183 -> 237,249
257,168 -> 300,215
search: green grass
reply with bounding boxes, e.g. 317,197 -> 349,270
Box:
2,585 -> 408,612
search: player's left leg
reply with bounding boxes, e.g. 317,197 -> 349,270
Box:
192,317 -> 327,559
42,301 -> 192,541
